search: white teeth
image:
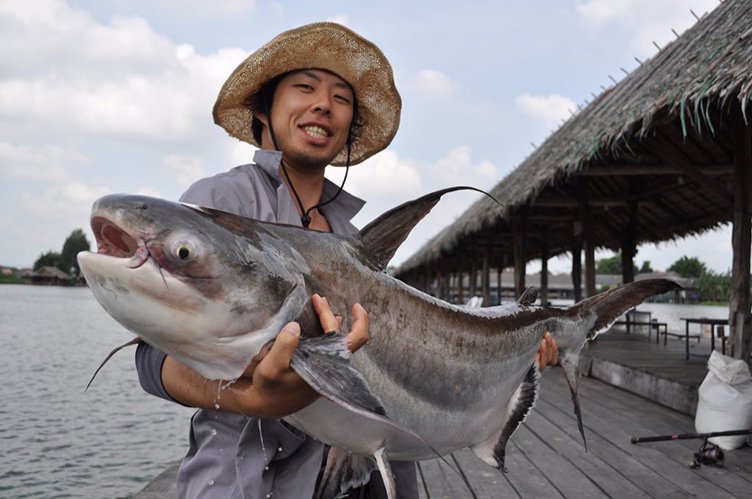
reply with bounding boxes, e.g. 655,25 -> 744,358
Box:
304,126 -> 327,138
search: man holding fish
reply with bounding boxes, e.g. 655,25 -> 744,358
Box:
135,22 -> 559,498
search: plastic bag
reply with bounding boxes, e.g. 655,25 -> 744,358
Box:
695,351 -> 752,450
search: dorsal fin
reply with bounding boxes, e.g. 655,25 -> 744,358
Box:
517,286 -> 539,306
358,186 -> 499,270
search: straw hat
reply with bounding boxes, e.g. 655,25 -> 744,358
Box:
213,22 -> 401,166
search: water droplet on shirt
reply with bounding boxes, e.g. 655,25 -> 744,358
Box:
211,428 -> 217,436
208,479 -> 215,486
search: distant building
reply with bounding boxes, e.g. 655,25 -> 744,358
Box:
31,266 -> 74,286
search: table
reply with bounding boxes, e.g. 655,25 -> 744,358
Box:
680,317 -> 730,360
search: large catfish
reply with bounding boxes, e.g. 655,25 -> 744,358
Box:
77,189 -> 678,499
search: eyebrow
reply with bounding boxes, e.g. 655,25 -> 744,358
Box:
300,70 -> 353,92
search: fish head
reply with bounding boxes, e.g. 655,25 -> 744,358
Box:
77,194 -> 307,380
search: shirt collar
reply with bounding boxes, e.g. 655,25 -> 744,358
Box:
252,149 -> 365,223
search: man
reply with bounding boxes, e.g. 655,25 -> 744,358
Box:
136,22 -> 559,499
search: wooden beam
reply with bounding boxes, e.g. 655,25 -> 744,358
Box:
534,198 -> 641,208
573,164 -> 732,176
650,132 -> 732,201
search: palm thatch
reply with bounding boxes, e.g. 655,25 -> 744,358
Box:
396,0 -> 751,279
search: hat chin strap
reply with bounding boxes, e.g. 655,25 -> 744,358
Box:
267,115 -> 352,229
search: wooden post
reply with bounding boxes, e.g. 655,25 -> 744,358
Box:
572,223 -> 583,302
482,251 -> 490,305
578,178 -> 596,296
621,198 -> 637,283
456,266 -> 464,304
469,259 -> 477,298
730,113 -> 752,362
540,243 -> 549,306
513,208 -> 528,298
497,264 -> 503,305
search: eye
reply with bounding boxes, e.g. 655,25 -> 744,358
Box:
173,241 -> 196,261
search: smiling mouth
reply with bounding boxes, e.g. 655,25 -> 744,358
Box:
302,125 -> 330,139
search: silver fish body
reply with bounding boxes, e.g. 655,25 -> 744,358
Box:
78,191 -> 679,498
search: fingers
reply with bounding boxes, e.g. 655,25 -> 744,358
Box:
546,332 -> 560,366
312,294 -> 369,353
536,336 -> 548,372
312,294 -> 340,333
347,303 -> 369,353
256,322 -> 300,380
536,331 -> 560,372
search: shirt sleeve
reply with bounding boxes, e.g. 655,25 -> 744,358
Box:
179,173 -> 258,218
134,342 -> 173,401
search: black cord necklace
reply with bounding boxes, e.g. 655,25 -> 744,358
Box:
268,118 -> 352,228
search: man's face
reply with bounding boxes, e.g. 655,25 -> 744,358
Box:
259,69 -> 355,171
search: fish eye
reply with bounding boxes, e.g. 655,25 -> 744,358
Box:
173,241 -> 196,261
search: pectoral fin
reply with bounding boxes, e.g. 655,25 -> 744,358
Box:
471,364 -> 539,471
291,334 -> 436,453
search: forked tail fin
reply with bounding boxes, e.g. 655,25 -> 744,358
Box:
559,278 -> 681,449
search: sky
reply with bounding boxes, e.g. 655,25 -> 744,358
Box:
0,0 -> 733,274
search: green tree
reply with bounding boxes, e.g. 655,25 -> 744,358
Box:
596,254 -> 622,274
638,261 -> 653,273
696,270 -> 731,302
34,251 -> 62,271
668,256 -> 707,278
60,229 -> 91,276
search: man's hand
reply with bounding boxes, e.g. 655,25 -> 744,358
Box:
233,294 -> 369,417
535,331 -> 559,372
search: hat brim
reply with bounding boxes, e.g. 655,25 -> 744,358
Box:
213,22 -> 401,166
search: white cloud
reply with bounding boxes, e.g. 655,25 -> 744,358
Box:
432,146 -> 496,187
0,0 -> 248,144
326,15 -> 351,27
333,149 -> 422,200
227,141 -> 258,168
20,181 -> 111,219
576,0 -> 719,55
410,69 -> 457,101
134,185 -> 163,198
111,0 -> 256,18
516,93 -> 576,129
164,154 -> 206,190
0,142 -> 85,181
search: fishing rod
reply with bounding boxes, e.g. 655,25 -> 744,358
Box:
631,429 -> 752,469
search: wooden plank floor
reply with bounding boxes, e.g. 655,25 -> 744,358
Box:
417,370 -> 752,499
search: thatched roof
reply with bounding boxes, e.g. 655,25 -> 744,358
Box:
397,0 -> 751,277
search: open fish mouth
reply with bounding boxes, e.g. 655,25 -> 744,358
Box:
90,216 -> 149,268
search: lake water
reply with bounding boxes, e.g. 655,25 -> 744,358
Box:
0,284 -> 195,498
0,285 -> 730,497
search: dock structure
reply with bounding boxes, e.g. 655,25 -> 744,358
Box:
134,328 -> 752,498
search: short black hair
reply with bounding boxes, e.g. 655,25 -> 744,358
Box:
245,71 -> 362,148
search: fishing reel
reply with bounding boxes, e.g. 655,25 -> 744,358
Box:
689,439 -> 724,469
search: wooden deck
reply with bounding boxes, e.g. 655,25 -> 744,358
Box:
417,370 -> 752,498
136,328 -> 752,498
